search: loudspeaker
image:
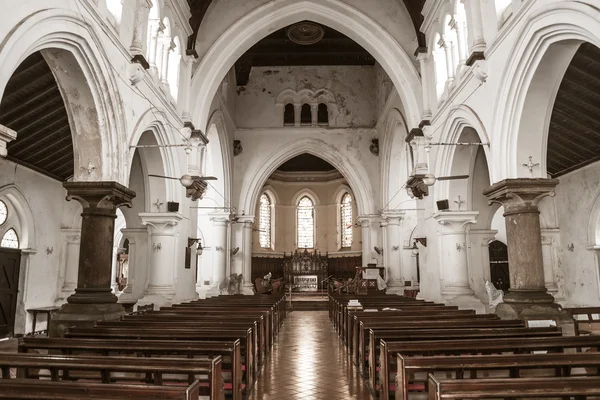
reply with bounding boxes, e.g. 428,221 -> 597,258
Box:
436,199 -> 449,211
167,202 -> 179,212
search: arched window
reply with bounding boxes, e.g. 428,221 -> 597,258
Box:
1,228 -> 19,249
300,104 -> 311,125
297,196 -> 314,248
259,193 -> 273,249
317,103 -> 329,125
284,104 -> 295,125
340,193 -> 353,248
0,200 -> 7,225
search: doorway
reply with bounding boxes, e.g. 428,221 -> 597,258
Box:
0,248 -> 21,337
488,240 -> 509,292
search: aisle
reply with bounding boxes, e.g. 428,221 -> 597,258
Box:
247,311 -> 374,400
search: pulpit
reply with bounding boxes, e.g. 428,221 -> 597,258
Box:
356,264 -> 385,294
283,249 -> 328,291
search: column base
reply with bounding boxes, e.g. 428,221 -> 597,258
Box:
49,302 -> 125,338
495,302 -> 575,336
241,283 -> 255,295
441,285 -> 475,299
67,288 -> 119,304
117,286 -> 138,303
446,295 -> 487,314
385,284 -> 405,295
136,294 -> 172,310
504,289 -> 556,304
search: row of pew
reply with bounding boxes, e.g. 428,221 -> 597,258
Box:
0,295 -> 286,399
329,294 -> 600,399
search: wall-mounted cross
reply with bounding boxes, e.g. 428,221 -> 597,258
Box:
454,195 -> 464,211
153,198 -> 164,211
522,156 -> 540,178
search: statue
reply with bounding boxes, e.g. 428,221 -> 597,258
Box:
484,280 -> 504,308
219,273 -> 244,295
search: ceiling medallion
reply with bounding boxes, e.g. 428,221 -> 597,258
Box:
287,22 -> 325,45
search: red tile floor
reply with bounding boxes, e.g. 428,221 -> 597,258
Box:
247,311 -> 375,400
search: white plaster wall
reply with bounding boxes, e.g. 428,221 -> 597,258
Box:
252,179 -> 362,253
236,66 -> 376,128
0,158 -> 73,334
554,160 -> 600,306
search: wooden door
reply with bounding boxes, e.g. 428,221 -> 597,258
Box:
489,240 -> 510,292
0,248 -> 21,337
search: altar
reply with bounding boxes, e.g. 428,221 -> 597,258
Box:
283,249 -> 327,291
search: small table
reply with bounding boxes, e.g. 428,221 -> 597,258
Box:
26,306 -> 59,336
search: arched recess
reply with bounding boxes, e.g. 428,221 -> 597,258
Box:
380,108 -> 411,210
493,1 -> 600,181
190,0 -> 421,131
239,138 -> 375,220
0,9 -> 127,183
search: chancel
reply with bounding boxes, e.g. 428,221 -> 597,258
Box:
0,0 -> 600,398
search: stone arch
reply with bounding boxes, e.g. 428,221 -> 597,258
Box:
0,9 -> 127,183
493,1 -> 600,181
239,138 -> 375,220
190,0 -> 421,131
380,108 -> 411,210
291,188 -> 321,207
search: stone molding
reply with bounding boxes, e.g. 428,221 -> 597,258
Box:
0,124 -> 16,157
139,212 -> 183,234
433,211 -> 479,233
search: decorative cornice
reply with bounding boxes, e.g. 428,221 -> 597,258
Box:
0,124 -> 17,157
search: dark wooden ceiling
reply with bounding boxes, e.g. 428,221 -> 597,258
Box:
277,154 -> 335,172
234,24 -> 375,86
185,1 -> 427,63
547,43 -> 600,177
0,52 -> 74,181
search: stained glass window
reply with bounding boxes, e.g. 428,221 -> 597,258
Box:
341,193 -> 353,247
297,196 -> 314,248
0,200 -> 6,225
1,228 -> 19,249
259,193 -> 272,248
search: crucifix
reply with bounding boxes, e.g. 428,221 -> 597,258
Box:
454,195 -> 464,211
153,198 -> 164,211
522,156 -> 540,178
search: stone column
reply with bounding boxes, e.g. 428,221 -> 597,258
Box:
294,104 -> 301,127
129,0 -> 152,69
179,55 -> 196,123
50,182 -> 135,337
440,36 -> 455,91
463,0 -> 486,65
207,214 -> 229,296
138,212 -> 183,307
241,218 -> 255,295
311,104 -> 318,126
382,212 -> 404,294
118,228 -> 148,303
416,52 -> 432,122
484,179 -> 572,329
357,217 -> 372,267
57,228 -> 80,300
434,211 -> 484,311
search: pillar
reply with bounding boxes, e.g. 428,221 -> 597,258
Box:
118,228 -> 148,303
463,0 -> 486,65
416,52 -> 432,122
311,104 -> 318,126
382,212 -> 404,294
241,218 -> 255,295
49,182 -> 135,337
484,179 -> 573,330
57,228 -> 80,300
434,210 -> 485,311
129,0 -> 152,69
138,212 -> 183,307
294,103 -> 301,127
358,217 -> 372,267
179,55 -> 196,123
207,213 -> 229,296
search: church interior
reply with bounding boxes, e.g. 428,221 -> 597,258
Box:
1,0 -> 600,398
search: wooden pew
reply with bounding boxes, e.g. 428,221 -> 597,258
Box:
565,306 -> 600,335
0,352 -> 223,400
0,379 -> 201,400
396,352 -> 600,400
18,337 -> 244,400
65,326 -> 257,389
427,375 -> 600,399
379,333 -> 599,399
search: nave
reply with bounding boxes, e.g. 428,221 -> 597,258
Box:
247,311 -> 373,400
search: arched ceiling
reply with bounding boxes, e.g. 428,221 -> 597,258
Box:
185,0 -> 426,58
277,153 -> 336,172
0,52 -> 74,181
547,43 -> 600,177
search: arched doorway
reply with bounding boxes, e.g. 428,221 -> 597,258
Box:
488,240 -> 510,292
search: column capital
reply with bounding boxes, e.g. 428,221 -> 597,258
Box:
381,210 -> 405,225
238,216 -> 255,226
209,212 -> 231,225
357,215 -> 379,228
0,124 -> 17,157
61,228 -> 81,243
139,212 -> 183,233
63,181 -> 135,211
483,178 -> 558,215
433,210 -> 478,233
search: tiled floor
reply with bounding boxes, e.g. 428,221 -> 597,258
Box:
247,311 -> 374,400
